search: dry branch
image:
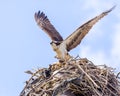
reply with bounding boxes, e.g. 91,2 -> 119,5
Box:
20,58 -> 120,96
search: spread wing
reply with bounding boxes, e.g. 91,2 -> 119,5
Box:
65,6 -> 115,51
34,11 -> 63,41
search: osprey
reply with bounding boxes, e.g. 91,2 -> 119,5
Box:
34,6 -> 115,61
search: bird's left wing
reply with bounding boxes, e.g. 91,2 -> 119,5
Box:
35,11 -> 63,41
64,6 -> 115,51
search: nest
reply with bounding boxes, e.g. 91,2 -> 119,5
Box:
20,58 -> 120,96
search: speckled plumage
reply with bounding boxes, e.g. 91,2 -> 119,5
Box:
35,6 -> 115,61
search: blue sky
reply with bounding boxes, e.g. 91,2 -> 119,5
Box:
0,0 -> 120,96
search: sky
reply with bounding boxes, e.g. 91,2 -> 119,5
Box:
0,0 -> 120,96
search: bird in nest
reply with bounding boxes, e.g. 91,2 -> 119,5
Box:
34,6 -> 115,62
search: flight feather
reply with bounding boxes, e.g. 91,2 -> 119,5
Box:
65,6 -> 115,51
34,11 -> 63,41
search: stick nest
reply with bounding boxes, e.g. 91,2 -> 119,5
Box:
20,58 -> 120,96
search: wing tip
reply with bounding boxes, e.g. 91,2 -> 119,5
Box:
34,10 -> 63,41
105,5 -> 116,14
34,11 -> 47,22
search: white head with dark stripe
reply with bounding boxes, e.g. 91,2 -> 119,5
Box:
50,40 -> 62,51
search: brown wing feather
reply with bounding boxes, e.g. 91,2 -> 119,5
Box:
65,6 -> 115,51
34,11 -> 63,41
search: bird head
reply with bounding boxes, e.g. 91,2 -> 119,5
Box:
50,41 -> 61,51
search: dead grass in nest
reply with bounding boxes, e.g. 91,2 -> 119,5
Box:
20,57 -> 120,96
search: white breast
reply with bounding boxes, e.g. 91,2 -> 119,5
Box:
59,42 -> 67,59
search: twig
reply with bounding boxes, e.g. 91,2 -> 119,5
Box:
76,62 -> 99,88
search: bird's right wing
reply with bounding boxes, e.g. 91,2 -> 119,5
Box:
64,6 -> 115,51
34,11 -> 63,41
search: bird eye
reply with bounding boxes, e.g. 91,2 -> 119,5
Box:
50,42 -> 52,44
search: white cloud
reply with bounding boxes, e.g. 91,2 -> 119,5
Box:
79,46 -> 109,65
77,0 -> 120,72
112,24 -> 120,54
111,24 -> 120,65
79,23 -> 120,72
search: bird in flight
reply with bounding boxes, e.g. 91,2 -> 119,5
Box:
34,6 -> 115,62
